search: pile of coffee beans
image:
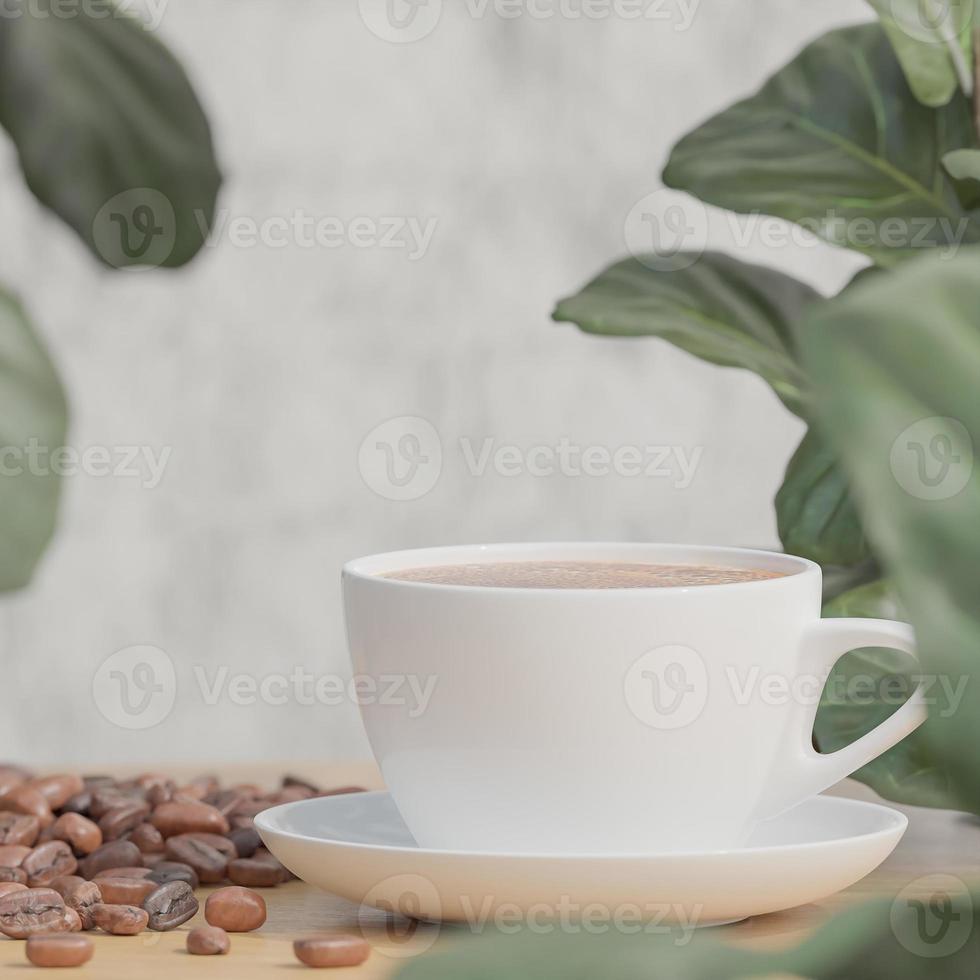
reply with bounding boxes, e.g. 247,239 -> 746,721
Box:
0,766 -> 371,969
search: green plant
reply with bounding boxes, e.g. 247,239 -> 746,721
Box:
0,0 -> 220,590
553,11 -> 980,813
393,10 -> 980,978
394,198 -> 980,980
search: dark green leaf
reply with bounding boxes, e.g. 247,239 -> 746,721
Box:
0,287 -> 68,591
552,252 -> 816,417
0,0 -> 221,268
866,0 -> 973,107
777,428 -> 870,566
817,579 -> 957,809
663,24 -> 978,265
802,246 -> 980,815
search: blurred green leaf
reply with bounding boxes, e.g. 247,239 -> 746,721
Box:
942,148 -> 980,207
663,24 -> 978,265
777,429 -> 870,566
0,0 -> 221,268
552,253 -> 816,417
802,246 -> 980,815
942,147 -> 980,180
0,287 -> 68,591
394,893 -> 979,980
866,0 -> 973,107
817,579 -> 957,808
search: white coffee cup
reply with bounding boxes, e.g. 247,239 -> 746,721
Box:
343,543 -> 926,854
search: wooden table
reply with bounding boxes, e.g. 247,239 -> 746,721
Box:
1,763 -> 977,976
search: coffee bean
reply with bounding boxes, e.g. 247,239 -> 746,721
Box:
293,935 -> 370,968
50,878 -> 101,931
99,803 -> 151,841
128,822 -> 164,854
27,775 -> 84,811
205,789 -> 249,817
181,832 -> 236,859
51,813 -> 102,856
92,902 -> 149,936
0,844 -> 30,868
90,788 -> 144,821
60,792 -> 92,816
183,775 -> 219,800
176,792 -> 213,808
134,773 -> 172,792
0,867 -> 27,884
227,826 -> 261,859
186,925 -> 230,955
251,848 -> 291,881
267,786 -> 313,805
143,881 -> 199,931
151,801 -> 229,837
82,776 -> 115,791
23,842 -> 77,887
163,837 -> 226,883
0,882 -> 27,898
0,787 -> 52,827
0,812 -> 40,847
78,840 -> 142,879
0,767 -> 27,798
229,784 -> 264,800
204,886 -> 266,932
48,875 -> 84,895
146,783 -> 173,808
25,933 -> 94,968
35,825 -> 56,845
93,867 -> 150,879
96,876 -> 157,906
282,775 -> 321,794
0,887 -> 71,939
230,799 -> 269,821
227,858 -> 282,888
146,862 -> 198,889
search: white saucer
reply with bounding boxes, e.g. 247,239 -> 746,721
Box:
255,791 -> 906,927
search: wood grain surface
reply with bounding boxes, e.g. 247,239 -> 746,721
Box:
0,763 -> 977,976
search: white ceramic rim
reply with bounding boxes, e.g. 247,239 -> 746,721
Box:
254,792 -> 907,861
343,542 -> 821,596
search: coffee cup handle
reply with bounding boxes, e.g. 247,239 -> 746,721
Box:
756,617 -> 928,820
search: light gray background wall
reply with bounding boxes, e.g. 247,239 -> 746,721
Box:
1,0 -> 869,765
